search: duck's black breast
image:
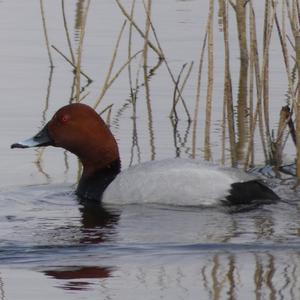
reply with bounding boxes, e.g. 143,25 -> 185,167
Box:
225,180 -> 279,206
76,159 -> 121,201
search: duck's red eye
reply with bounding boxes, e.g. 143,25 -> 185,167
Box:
60,114 -> 70,124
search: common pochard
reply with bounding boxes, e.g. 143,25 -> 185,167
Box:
11,103 -> 279,206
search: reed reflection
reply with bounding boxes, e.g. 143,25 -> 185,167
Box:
34,67 -> 53,180
199,252 -> 300,300
129,91 -> 141,167
74,0 -> 85,40
33,250 -> 300,298
0,275 -> 4,300
170,118 -> 192,158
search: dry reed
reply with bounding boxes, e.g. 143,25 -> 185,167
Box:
128,0 -> 136,98
204,0 -> 215,161
295,35 -> 300,182
143,0 -> 156,160
37,0 -> 300,181
220,0 -> 237,166
192,32 -> 207,159
75,0 -> 91,102
115,0 -> 163,58
51,45 -> 92,83
233,0 -> 249,161
61,0 -> 75,64
40,0 -> 54,68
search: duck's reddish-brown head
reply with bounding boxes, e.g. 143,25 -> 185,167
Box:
11,103 -> 119,177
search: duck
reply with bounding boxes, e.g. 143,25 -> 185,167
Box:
11,103 -> 279,206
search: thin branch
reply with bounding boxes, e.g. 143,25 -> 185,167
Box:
94,50 -> 143,109
40,0 -> 54,67
51,45 -> 92,82
174,62 -> 194,108
115,0 -> 163,58
141,10 -> 191,120
172,64 -> 188,121
100,104 -> 114,115
61,0 -> 75,64
229,0 -> 236,10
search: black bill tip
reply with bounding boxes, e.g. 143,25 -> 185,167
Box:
11,123 -> 53,150
11,143 -> 29,149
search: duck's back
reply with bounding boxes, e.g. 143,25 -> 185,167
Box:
102,159 -> 270,206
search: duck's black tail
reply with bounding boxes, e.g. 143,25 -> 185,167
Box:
225,180 -> 279,206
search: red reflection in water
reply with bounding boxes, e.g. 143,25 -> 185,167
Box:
44,266 -> 112,291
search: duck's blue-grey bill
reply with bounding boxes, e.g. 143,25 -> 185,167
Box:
11,123 -> 53,149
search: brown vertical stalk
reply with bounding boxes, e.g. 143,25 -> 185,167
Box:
62,0 -> 75,64
75,0 -> 91,102
292,0 -> 299,29
204,0 -> 214,161
275,106 -> 292,168
219,0 -> 226,166
270,0 -> 295,166
285,0 -> 298,37
234,0 -> 249,160
128,0 -> 136,97
192,32 -> 207,159
222,0 -> 237,166
128,0 -> 140,166
295,35 -> 300,182
260,9 -> 277,163
285,0 -> 300,112
244,5 -> 268,168
248,13 -> 255,167
244,2 -> 277,168
221,95 -> 226,165
143,0 -> 151,69
143,0 -> 155,160
273,0 -> 292,97
262,0 -> 272,150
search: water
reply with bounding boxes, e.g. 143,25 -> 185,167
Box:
0,184 -> 300,299
0,0 -> 299,299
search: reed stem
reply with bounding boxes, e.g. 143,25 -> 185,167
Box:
75,0 -> 91,102
295,34 -> 300,182
115,0 -> 163,58
61,0 -> 75,64
234,0 -> 249,160
222,0 -> 237,166
143,0 -> 156,160
192,32 -> 207,159
204,0 -> 215,161
40,0 -> 54,68
51,45 -> 92,83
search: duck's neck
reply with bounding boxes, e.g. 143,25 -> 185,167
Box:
76,159 -> 121,201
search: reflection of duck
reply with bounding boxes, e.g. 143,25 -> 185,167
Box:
80,201 -> 119,229
12,103 -> 279,205
44,266 -> 112,291
78,201 -> 119,244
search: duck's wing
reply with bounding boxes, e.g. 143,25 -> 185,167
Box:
224,179 -> 279,206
